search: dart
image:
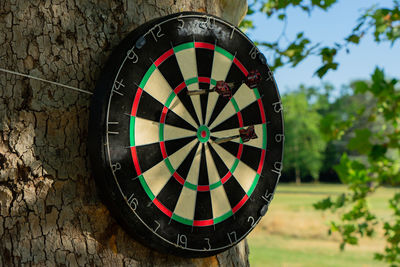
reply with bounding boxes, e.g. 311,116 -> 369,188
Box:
187,70 -> 262,99
214,125 -> 258,144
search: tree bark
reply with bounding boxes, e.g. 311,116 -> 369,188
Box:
0,1 -> 249,266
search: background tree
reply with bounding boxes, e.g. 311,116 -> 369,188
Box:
0,1 -> 249,266
282,88 -> 326,184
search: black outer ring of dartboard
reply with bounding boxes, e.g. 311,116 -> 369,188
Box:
88,11 -> 284,258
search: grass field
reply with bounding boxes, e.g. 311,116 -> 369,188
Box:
247,183 -> 399,267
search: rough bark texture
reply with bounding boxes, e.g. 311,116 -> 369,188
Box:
0,0 -> 249,266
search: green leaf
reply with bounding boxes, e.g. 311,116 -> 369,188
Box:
347,129 -> 372,154
315,62 -> 338,78
278,13 -> 286,20
369,144 -> 387,160
347,34 -> 361,44
353,81 -> 369,93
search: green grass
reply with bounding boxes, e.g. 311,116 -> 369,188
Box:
247,183 -> 398,267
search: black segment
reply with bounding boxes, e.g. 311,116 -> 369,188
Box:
207,97 -> 230,127
136,142 -> 163,173
218,141 -> 240,158
196,45 -> 214,78
223,174 -> 246,208
137,90 -> 196,131
210,112 -> 240,132
136,90 -> 163,122
165,136 -> 196,156
198,144 -> 209,186
156,177 -> 183,212
194,191 -> 213,220
176,142 -> 200,179
196,47 -> 214,125
225,63 -> 246,96
174,87 -> 200,126
200,93 -> 208,125
241,100 -> 263,127
165,109 -> 197,131
158,55 -> 185,89
207,143 -> 229,178
240,145 -> 262,172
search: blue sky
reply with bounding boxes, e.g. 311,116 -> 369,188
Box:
245,0 -> 400,94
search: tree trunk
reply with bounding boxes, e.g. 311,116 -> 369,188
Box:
0,1 -> 249,266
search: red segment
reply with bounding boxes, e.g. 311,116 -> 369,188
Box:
154,48 -> 174,67
198,77 -> 211,83
130,147 -> 142,175
232,195 -> 249,214
237,144 -> 243,159
153,198 -> 173,217
233,58 -> 248,76
160,141 -> 167,159
257,149 -> 266,174
221,171 -> 232,184
194,42 -> 215,50
173,172 -> 185,185
174,81 -> 186,94
258,99 -> 266,123
197,185 -> 210,192
201,130 -> 206,138
160,106 -> 168,124
237,112 -> 244,128
193,219 -> 214,226
131,88 -> 143,116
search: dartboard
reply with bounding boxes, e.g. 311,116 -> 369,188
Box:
89,12 -> 284,257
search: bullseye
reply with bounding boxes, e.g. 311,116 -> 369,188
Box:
197,125 -> 210,143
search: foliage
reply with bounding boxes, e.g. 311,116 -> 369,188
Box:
282,88 -> 327,182
314,68 -> 400,265
242,0 -> 400,77
243,0 -> 400,265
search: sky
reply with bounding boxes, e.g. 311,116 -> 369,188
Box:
245,0 -> 400,95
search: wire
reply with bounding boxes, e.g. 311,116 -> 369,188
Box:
0,67 -> 93,95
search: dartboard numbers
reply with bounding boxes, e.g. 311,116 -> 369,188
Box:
89,12 -> 284,257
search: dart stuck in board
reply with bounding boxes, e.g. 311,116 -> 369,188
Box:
88,12 -> 284,258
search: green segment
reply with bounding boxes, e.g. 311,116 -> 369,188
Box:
254,88 -> 261,99
185,77 -> 198,86
172,213 -> 193,226
230,97 -> 240,113
247,174 -> 260,196
130,116 -> 135,146
139,175 -> 155,200
159,123 -> 164,142
230,159 -> 239,174
214,210 -> 233,224
215,46 -> 234,61
173,42 -> 194,53
165,92 -> 176,108
211,78 -> 217,86
164,158 -> 175,174
139,64 -> 156,88
210,180 -> 222,190
184,181 -> 197,191
263,124 -> 267,149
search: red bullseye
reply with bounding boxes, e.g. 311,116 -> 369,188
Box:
201,130 -> 206,138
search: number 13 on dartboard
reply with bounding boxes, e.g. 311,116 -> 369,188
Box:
88,12 -> 284,258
